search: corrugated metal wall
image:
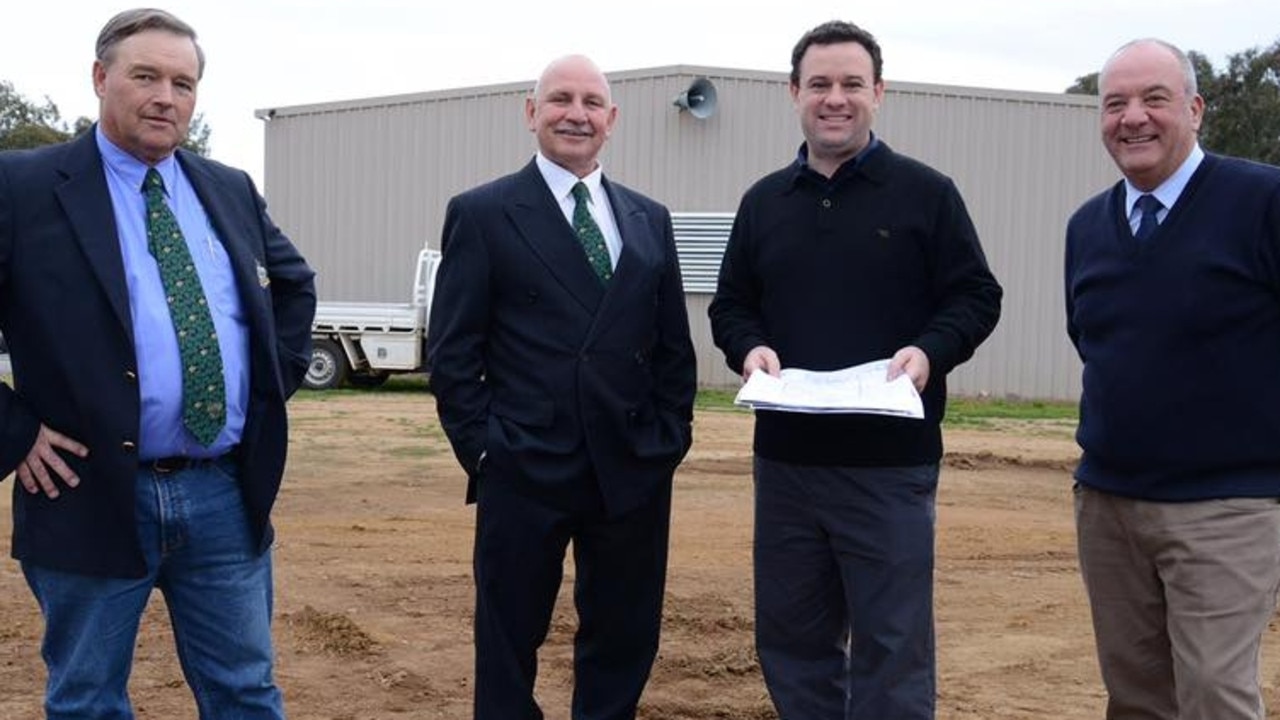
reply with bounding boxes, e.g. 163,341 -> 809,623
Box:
260,65 -> 1118,400
869,84 -> 1117,402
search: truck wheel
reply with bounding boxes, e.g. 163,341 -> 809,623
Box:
348,371 -> 390,388
304,340 -> 348,390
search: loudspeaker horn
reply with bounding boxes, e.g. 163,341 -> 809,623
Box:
673,77 -> 718,119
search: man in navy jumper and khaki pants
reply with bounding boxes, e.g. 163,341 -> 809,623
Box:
1066,39 -> 1280,720
709,20 -> 1002,720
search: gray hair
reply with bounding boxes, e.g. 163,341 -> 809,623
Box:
1105,38 -> 1198,96
96,8 -> 205,79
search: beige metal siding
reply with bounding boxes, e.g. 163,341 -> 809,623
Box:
605,69 -> 800,211
260,66 -> 1117,400
262,85 -> 533,303
876,87 -> 1112,401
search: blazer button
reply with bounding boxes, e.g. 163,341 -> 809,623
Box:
121,440 -> 137,454
124,370 -> 138,383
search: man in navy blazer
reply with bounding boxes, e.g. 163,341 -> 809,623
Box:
0,9 -> 314,719
427,55 -> 697,720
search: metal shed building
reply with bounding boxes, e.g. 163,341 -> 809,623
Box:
257,65 -> 1118,400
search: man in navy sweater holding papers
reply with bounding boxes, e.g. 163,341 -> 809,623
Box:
1066,38 -> 1280,720
708,20 -> 1001,720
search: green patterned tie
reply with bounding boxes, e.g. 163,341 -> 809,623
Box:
571,181 -> 613,283
143,168 -> 226,446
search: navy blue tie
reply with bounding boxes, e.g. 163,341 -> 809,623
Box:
1134,194 -> 1163,242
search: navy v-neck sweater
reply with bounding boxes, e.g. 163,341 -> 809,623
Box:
1065,153 -> 1280,500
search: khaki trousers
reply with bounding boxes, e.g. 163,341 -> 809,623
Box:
1075,485 -> 1280,720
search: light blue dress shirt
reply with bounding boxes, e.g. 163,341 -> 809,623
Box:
1124,143 -> 1205,233
96,128 -> 248,459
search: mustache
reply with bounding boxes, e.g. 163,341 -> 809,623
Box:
553,124 -> 594,137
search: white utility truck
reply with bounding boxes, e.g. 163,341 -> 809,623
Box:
303,247 -> 441,390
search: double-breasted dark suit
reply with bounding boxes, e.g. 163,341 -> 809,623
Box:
0,130 -> 316,578
427,158 -> 697,719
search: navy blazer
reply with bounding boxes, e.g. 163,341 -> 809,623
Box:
427,159 -> 696,516
0,130 -> 316,578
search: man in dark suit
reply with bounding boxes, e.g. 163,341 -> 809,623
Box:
427,54 -> 697,720
0,9 -> 315,719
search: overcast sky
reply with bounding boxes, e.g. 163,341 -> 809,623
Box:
4,1 -> 1278,185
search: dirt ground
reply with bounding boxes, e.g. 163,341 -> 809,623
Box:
4,390 -> 1280,719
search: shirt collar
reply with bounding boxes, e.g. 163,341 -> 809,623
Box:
535,152 -> 604,203
790,133 -> 882,187
95,125 -> 179,195
1124,143 -> 1204,216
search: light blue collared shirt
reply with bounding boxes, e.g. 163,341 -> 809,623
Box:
535,152 -> 623,268
96,128 -> 248,459
1124,144 -> 1205,233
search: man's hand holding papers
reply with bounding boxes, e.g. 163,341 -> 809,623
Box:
733,359 -> 925,418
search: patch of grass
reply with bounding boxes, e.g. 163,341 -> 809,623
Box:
376,375 -> 430,392
295,380 -> 1075,429
296,374 -> 430,398
944,396 -> 1077,429
695,388 -> 746,412
947,396 -> 1077,421
697,388 -> 1077,425
303,382 -> 751,412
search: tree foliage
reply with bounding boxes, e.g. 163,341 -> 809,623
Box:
0,80 -> 70,150
2,122 -> 70,150
182,114 -> 212,156
1066,39 -> 1280,164
1065,73 -> 1098,95
0,79 -> 212,156
1200,42 -> 1280,165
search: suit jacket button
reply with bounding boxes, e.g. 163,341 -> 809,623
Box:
121,440 -> 137,454
124,370 -> 138,383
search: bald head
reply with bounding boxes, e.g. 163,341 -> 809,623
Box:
532,55 -> 611,100
525,54 -> 618,178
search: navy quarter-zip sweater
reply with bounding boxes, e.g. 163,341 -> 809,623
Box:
1066,153 -> 1280,500
710,142 -> 1002,467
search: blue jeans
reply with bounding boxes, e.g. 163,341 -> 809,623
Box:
22,458 -> 285,720
754,457 -> 939,720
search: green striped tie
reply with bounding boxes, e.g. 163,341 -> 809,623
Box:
571,181 -> 613,283
143,169 -> 226,446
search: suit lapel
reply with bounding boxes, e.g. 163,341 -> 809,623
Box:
605,178 -> 653,283
55,133 -> 133,341
506,161 -> 606,314
593,178 -> 655,323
